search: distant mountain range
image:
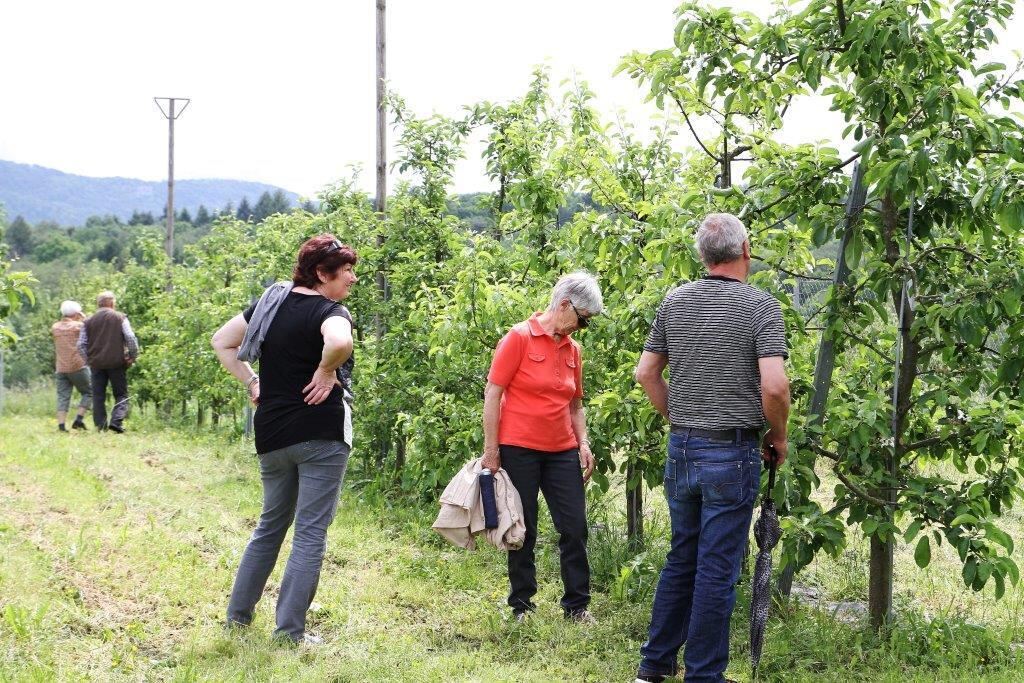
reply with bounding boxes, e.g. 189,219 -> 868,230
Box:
0,159 -> 301,225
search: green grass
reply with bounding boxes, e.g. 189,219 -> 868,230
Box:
1,388 -> 1022,681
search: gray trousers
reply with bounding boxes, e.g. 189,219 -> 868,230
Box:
226,439 -> 349,641
56,368 -> 92,413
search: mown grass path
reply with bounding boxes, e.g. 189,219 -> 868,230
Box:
2,409 -> 1023,681
0,413 -> 656,681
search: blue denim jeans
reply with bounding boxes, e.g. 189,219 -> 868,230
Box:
638,432 -> 761,682
226,439 -> 349,641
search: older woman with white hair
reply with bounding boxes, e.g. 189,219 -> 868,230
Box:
51,300 -> 91,431
481,271 -> 603,623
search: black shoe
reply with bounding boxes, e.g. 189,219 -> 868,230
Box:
108,424 -> 125,434
71,419 -> 86,430
58,424 -> 67,432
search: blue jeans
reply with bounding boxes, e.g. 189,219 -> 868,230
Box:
638,432 -> 761,682
226,439 -> 349,641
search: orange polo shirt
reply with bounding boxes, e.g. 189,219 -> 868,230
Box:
487,313 -> 584,452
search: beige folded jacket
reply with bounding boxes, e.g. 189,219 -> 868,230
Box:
433,458 -> 526,551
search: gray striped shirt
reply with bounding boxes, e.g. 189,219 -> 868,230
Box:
644,276 -> 788,430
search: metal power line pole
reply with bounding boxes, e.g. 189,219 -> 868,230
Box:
154,97 -> 190,261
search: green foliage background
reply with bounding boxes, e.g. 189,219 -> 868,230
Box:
3,0 -> 1024,632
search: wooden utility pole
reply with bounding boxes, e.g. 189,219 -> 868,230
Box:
374,0 -> 393,468
375,0 -> 387,219
154,97 -> 190,261
374,0 -> 388,341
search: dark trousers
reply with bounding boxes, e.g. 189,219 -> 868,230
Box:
91,366 -> 128,429
500,444 -> 590,615
227,439 -> 350,641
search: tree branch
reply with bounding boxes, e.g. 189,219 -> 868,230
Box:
728,145 -> 752,160
672,93 -> 722,163
810,443 -> 897,508
981,56 -> 1024,106
913,244 -> 987,266
750,153 -> 861,217
752,210 -> 798,235
751,256 -> 834,282
842,329 -> 893,362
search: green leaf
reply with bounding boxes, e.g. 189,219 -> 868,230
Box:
914,536 -> 931,568
950,514 -> 979,527
994,571 -> 1006,599
986,526 -> 1015,553
852,136 -> 875,155
963,557 -> 978,586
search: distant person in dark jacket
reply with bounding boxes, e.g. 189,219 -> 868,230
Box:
77,291 -> 139,433
51,300 -> 91,432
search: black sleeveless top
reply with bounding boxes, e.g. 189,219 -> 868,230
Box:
243,291 -> 354,454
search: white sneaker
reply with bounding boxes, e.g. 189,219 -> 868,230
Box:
566,609 -> 597,625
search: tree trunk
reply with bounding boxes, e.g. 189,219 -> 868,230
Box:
869,534 -> 894,629
867,192 -> 920,630
394,428 -> 406,480
626,460 -> 644,549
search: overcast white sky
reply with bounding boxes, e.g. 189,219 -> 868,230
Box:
1,1 -> 1021,199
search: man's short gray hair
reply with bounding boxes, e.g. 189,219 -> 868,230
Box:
696,213 -> 748,266
60,300 -> 82,317
548,271 -> 603,315
96,291 -> 116,307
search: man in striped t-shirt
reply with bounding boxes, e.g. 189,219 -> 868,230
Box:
634,213 -> 790,683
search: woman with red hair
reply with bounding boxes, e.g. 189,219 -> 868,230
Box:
211,233 -> 358,644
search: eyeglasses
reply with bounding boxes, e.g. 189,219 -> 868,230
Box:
570,302 -> 591,329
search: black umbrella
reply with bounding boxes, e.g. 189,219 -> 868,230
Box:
750,446 -> 781,677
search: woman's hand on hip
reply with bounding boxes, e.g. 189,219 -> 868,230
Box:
579,442 -> 595,483
247,379 -> 260,406
481,446 -> 501,472
302,367 -> 340,405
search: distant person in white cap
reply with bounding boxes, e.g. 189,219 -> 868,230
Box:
51,300 -> 91,432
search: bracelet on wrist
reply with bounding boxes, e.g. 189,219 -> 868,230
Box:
246,375 -> 259,388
